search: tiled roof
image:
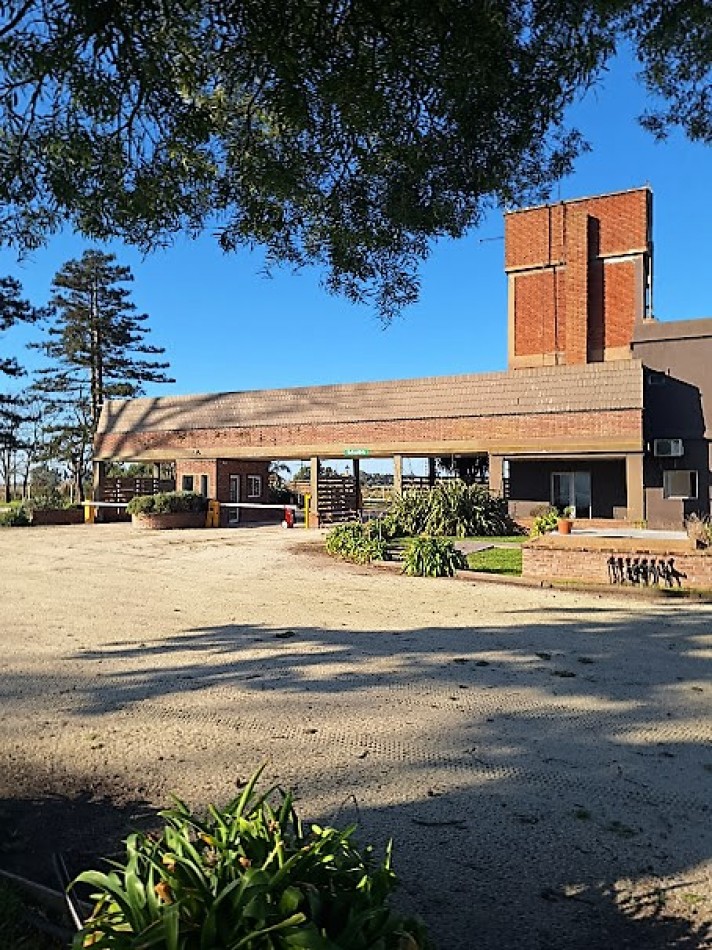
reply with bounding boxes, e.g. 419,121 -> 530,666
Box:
97,361 -> 644,435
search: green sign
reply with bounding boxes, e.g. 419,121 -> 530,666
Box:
343,447 -> 371,457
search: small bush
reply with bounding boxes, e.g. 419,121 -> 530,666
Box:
403,535 -> 467,577
530,506 -> 559,538
325,521 -> 388,563
127,491 -> 209,516
0,506 -> 30,527
24,488 -> 68,511
71,767 -> 430,950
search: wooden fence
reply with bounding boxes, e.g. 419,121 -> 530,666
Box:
99,477 -> 175,503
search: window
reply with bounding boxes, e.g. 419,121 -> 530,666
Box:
181,475 -> 194,491
246,474 -> 262,498
663,470 -> 697,500
200,474 -> 208,496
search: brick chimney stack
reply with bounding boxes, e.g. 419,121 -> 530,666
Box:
504,188 -> 653,369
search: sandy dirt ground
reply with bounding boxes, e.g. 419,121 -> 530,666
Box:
0,523 -> 711,949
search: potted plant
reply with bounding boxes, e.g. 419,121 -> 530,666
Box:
557,506 -> 575,535
127,491 -> 209,529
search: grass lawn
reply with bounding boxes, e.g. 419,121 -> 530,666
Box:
467,546 -> 523,576
454,535 -> 526,544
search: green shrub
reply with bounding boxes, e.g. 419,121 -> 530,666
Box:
127,491 -> 209,516
384,482 -> 519,538
72,767 -> 429,950
403,535 -> 467,577
0,506 -> 30,527
325,521 -> 388,564
530,506 -> 559,538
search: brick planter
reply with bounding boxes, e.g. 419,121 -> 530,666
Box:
523,535 -> 712,591
131,512 -> 206,530
31,508 -> 84,526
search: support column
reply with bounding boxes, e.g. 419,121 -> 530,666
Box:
352,459 -> 361,512
625,453 -> 645,524
309,456 -> 320,528
152,463 -> 161,479
489,454 -> 504,496
428,457 -> 437,487
92,461 -> 106,499
393,455 -> 403,495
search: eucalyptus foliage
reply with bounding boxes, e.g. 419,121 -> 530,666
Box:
383,482 -> 519,538
72,767 -> 429,949
1,1 -> 708,319
402,536 -> 467,578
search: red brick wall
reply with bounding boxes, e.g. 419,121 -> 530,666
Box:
506,189 -> 650,367
95,407 -> 643,461
523,540 -> 712,591
175,459 -> 217,496
174,458 -> 272,523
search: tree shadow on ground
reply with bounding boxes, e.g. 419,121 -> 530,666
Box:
0,787 -> 158,890
1,606 -> 710,948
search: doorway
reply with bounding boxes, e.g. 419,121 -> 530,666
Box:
551,471 -> 591,518
228,474 -> 240,525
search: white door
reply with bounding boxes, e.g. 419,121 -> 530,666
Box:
228,475 -> 240,525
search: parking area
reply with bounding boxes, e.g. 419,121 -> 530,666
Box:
0,524 -> 711,949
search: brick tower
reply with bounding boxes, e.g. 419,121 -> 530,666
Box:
504,188 -> 653,368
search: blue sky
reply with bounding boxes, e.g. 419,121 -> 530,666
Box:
1,49 -> 711,405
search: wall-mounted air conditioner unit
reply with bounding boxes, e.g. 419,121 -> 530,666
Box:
653,438 -> 684,458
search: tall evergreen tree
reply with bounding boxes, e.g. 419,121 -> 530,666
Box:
32,250 -> 173,498
0,276 -> 44,451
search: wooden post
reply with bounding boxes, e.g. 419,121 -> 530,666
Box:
309,456 -> 320,527
352,459 -> 361,513
393,455 -> 403,494
428,457 -> 437,487
92,461 -> 106,498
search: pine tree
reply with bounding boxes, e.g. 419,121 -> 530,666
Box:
32,250 -> 173,499
0,276 -> 44,461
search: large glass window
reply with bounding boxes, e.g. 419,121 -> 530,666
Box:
181,475 -> 194,491
247,475 -> 262,498
663,470 -> 698,499
551,471 -> 591,517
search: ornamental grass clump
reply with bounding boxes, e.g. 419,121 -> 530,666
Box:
384,481 -> 519,538
127,491 -> 208,516
71,767 -> 429,949
403,536 -> 467,577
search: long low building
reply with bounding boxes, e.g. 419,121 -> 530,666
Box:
95,187 -> 712,529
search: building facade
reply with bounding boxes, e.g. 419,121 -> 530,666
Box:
94,188 -> 711,528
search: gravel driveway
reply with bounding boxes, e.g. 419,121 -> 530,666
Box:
1,524 -> 710,949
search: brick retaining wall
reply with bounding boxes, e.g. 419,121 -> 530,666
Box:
523,537 -> 712,591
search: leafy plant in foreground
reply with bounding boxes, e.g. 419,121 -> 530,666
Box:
71,767 -> 429,949
403,536 -> 467,577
